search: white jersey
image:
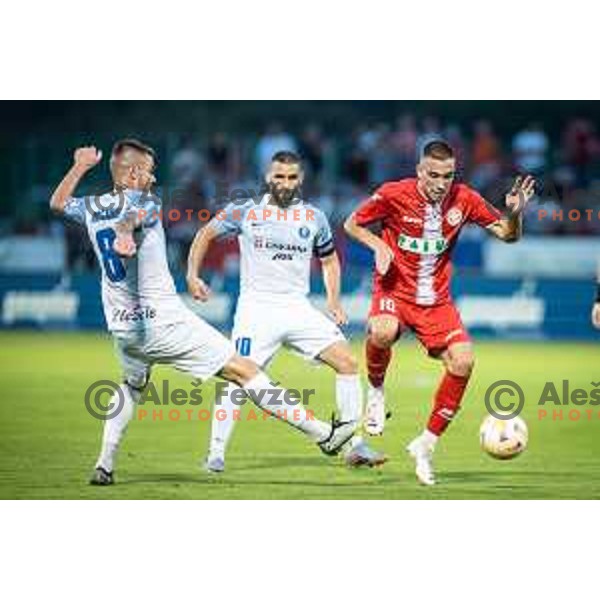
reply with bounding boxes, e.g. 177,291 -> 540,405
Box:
211,194 -> 335,300
63,189 -> 187,332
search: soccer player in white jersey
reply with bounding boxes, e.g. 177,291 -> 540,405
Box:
187,151 -> 386,472
49,140 -> 355,485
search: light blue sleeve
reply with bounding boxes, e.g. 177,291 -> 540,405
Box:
313,209 -> 335,258
62,196 -> 87,225
209,201 -> 248,237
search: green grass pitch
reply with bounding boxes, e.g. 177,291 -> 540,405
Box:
0,331 -> 599,499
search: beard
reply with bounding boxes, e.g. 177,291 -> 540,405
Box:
269,183 -> 300,208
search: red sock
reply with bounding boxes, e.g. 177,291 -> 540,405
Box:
427,371 -> 470,436
366,338 -> 392,388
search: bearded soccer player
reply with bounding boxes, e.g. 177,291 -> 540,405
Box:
344,140 -> 535,485
188,151 -> 385,472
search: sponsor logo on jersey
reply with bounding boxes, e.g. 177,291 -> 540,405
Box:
446,207 -> 463,227
398,234 -> 448,255
90,207 -> 123,222
402,215 -> 423,224
112,306 -> 157,323
264,241 -> 309,253
298,226 -> 311,239
272,252 -> 294,261
254,236 -> 265,249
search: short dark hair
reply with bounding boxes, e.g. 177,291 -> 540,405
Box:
422,140 -> 454,161
112,138 -> 156,161
271,150 -> 302,165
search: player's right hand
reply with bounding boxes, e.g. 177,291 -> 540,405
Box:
187,276 -> 211,302
74,146 -> 103,171
374,242 -> 395,276
592,302 -> 600,329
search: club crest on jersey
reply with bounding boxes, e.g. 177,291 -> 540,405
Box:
298,226 -> 311,239
398,234 -> 448,255
446,207 -> 463,227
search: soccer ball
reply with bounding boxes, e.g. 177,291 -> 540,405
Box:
479,414 -> 528,460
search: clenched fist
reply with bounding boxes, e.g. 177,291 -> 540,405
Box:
74,146 -> 103,171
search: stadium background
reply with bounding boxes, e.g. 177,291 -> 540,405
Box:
1,101 -> 599,499
1,100 -> 599,338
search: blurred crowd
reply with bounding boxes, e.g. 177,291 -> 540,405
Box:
8,114 -> 600,276
167,116 -> 600,226
162,116 -> 600,272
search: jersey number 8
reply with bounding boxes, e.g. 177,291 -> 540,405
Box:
96,228 -> 126,283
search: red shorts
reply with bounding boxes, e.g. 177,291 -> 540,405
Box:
369,292 -> 470,356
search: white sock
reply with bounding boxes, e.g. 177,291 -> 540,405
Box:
336,374 -> 363,424
421,429 -> 439,449
243,372 -> 330,442
336,374 -> 363,453
95,384 -> 138,472
210,382 -> 240,458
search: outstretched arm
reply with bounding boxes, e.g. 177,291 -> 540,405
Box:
50,146 -> 102,213
186,221 -> 221,302
487,175 -> 536,243
320,251 -> 347,326
344,213 -> 395,275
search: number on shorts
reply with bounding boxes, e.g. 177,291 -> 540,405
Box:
96,228 -> 126,283
379,298 -> 396,313
235,337 -> 252,356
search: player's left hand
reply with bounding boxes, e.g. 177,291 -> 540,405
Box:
505,174 -> 536,215
592,302 -> 600,329
328,301 -> 348,326
114,231 -> 137,257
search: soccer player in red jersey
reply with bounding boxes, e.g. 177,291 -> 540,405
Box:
344,140 -> 536,485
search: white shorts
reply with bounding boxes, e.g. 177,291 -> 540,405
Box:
232,295 -> 346,367
112,311 -> 236,389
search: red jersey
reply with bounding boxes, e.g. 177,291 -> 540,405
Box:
354,178 -> 502,306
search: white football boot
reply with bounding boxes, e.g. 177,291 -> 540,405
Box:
406,436 -> 436,486
365,386 -> 386,436
204,454 -> 225,474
